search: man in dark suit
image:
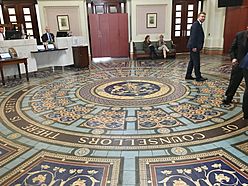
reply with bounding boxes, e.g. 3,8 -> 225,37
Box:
41,26 -> 55,43
241,52 -> 248,119
223,26 -> 248,119
185,12 -> 207,82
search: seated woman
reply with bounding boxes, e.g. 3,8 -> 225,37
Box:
157,34 -> 169,58
143,35 -> 157,59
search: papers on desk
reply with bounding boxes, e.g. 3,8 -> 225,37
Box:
0,52 -> 12,59
37,45 -> 45,51
37,44 -> 55,51
48,44 -> 55,50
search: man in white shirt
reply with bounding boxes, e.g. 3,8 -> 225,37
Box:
0,25 -> 5,41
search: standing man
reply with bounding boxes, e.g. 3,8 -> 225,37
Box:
41,26 -> 55,43
242,54 -> 248,119
185,12 -> 208,82
0,25 -> 5,41
222,26 -> 248,119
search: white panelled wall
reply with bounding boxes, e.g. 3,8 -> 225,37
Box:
203,0 -> 226,53
37,0 -> 89,47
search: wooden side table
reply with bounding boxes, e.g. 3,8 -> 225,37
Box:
72,46 -> 89,68
0,58 -> 29,86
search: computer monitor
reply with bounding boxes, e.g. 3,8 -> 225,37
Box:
5,30 -> 22,40
56,31 -> 68,37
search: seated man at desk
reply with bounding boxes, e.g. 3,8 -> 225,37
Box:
41,26 -> 55,43
0,25 -> 5,41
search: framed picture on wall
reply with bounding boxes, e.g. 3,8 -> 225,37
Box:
57,15 -> 70,31
146,13 -> 157,28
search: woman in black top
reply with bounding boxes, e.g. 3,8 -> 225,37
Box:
143,35 -> 157,59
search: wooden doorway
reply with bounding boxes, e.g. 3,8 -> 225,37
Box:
89,13 -> 128,58
223,1 -> 248,54
87,0 -> 128,58
171,0 -> 199,52
1,0 -> 40,43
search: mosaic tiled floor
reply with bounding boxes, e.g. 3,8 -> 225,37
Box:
0,54 -> 247,185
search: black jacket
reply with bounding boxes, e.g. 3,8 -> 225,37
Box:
41,32 -> 55,43
229,30 -> 248,64
187,20 -> 205,50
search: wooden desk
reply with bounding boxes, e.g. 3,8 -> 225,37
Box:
30,48 -> 68,54
0,58 -> 29,85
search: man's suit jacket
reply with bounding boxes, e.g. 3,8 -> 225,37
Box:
41,32 -> 55,43
230,30 -> 248,63
187,20 -> 205,51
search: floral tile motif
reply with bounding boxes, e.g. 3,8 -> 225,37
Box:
139,149 -> 248,186
0,151 -> 121,186
136,59 -> 169,67
137,108 -> 183,129
32,89 -> 69,100
95,60 -> 131,69
85,71 -> 111,80
210,64 -> 232,74
31,97 -> 72,113
45,105 -> 94,124
84,109 -> 126,129
235,141 -> 248,155
171,103 -> 222,122
0,136 -> 29,166
190,95 -> 226,108
106,69 -> 132,77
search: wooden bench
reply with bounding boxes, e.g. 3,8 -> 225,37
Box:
133,40 -> 176,59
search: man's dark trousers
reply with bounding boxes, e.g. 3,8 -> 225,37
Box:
186,50 -> 201,79
225,65 -> 243,101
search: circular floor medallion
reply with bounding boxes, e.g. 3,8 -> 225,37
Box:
78,77 -> 188,107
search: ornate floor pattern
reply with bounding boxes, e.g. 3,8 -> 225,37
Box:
139,149 -> 248,185
0,151 -> 120,186
0,54 -> 247,185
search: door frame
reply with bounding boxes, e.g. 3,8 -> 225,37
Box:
171,0 -> 200,52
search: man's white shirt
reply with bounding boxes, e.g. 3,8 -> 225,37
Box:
0,33 -> 4,41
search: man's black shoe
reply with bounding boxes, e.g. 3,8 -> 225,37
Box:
196,77 -> 207,82
185,76 -> 195,80
200,77 -> 208,80
222,99 -> 232,105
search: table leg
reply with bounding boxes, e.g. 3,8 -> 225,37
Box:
24,62 -> 29,82
0,67 -> 5,85
17,64 -> 22,79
